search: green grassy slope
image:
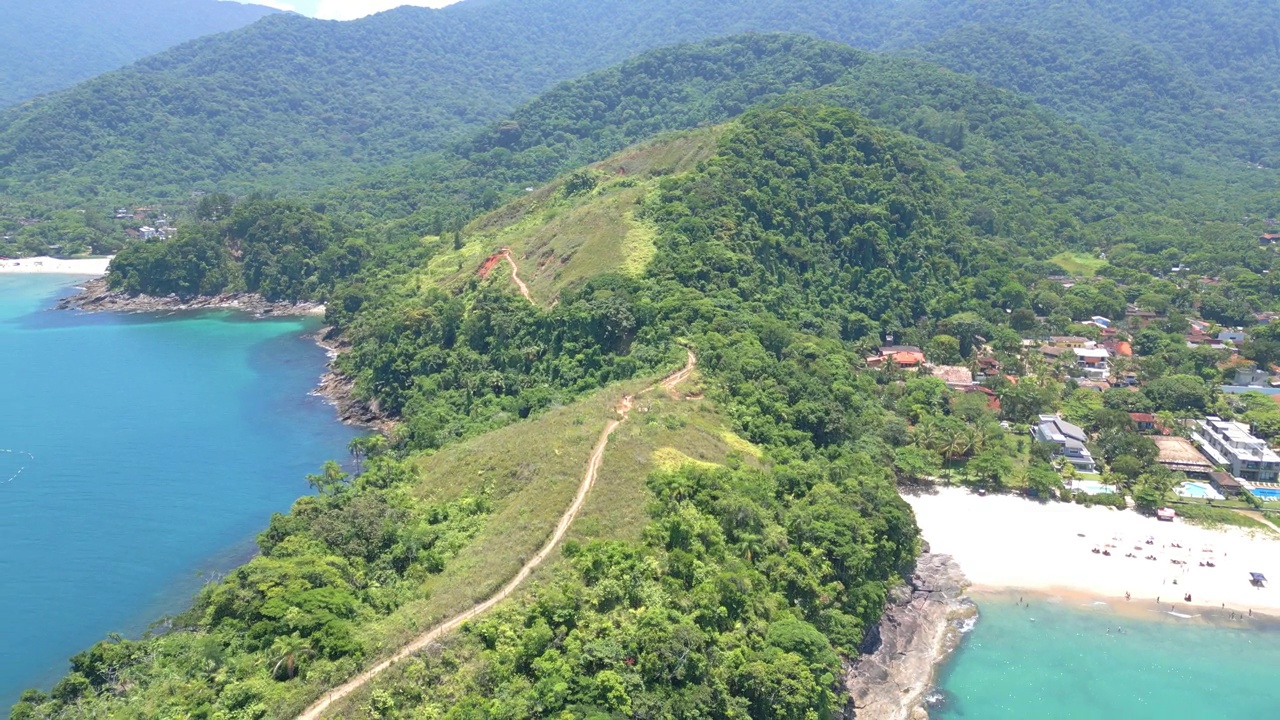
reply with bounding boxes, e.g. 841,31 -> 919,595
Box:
411,128 -> 724,306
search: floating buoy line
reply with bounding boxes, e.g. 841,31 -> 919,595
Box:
0,449 -> 33,484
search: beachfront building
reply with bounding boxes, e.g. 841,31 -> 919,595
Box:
1034,414 -> 1097,474
1192,417 -> 1280,482
1151,436 -> 1216,477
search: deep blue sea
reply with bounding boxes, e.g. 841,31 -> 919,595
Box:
937,593 -> 1280,719
0,274 -> 357,703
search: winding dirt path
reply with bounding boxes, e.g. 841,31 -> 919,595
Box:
660,349 -> 697,397
297,351 -> 697,720
501,249 -> 533,304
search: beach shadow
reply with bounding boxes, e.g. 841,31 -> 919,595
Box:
897,480 -> 941,497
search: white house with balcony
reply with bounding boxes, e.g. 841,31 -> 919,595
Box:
1072,346 -> 1111,381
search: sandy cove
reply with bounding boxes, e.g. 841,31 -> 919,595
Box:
0,256 -> 111,275
907,487 -> 1280,617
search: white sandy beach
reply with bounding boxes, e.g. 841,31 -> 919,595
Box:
908,487 -> 1280,616
0,256 -> 111,276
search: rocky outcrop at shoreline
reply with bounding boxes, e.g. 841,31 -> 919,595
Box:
55,278 -> 325,317
311,328 -> 393,431
840,551 -> 974,720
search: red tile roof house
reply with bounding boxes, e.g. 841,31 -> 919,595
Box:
968,385 -> 1001,412
866,346 -> 927,369
1186,329 -> 1214,346
1129,413 -> 1158,433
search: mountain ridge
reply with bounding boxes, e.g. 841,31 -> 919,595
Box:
0,0 -> 278,108
6,0 -> 1279,208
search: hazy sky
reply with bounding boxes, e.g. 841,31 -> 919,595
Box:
236,0 -> 464,21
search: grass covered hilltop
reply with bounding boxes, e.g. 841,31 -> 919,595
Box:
10,4 -> 1280,719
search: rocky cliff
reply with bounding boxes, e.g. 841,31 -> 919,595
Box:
840,551 -> 973,720
55,278 -> 324,317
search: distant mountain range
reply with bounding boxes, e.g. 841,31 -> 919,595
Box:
1,0 -> 1277,206
0,0 -> 278,108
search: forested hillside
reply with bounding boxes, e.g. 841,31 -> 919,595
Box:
19,106 -> 943,720
0,0 -> 276,108
895,0 -> 1280,170
18,18 -> 1280,716
3,0 -> 1278,208
0,0 -> 892,205
99,33 -> 1269,315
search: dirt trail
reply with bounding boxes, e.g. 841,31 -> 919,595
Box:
1234,509 -> 1280,535
296,351 -> 696,720
501,249 -> 533,304
660,349 -> 697,397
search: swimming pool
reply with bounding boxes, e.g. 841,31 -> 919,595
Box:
1178,482 -> 1224,500
1252,487 -> 1280,501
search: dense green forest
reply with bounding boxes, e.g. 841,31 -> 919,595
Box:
110,34 -> 1269,306
24,82 -> 1280,715
0,0 -> 276,108
2,0 -> 1279,208
18,107 -> 945,719
106,194 -> 361,302
12,4 -> 1280,719
898,0 -> 1280,171
0,0 -> 895,205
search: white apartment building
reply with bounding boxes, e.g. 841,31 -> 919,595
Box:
1193,417 -> 1280,483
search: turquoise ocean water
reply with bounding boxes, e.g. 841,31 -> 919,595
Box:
937,593 -> 1280,719
0,275 -> 357,703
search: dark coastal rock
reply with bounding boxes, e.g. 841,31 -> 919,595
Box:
313,368 -> 389,429
311,329 -> 392,431
839,552 -> 974,720
55,278 -> 325,317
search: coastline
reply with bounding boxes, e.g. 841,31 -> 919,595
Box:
310,328 -> 394,431
56,278 -> 326,317
906,487 -> 1280,617
967,585 -> 1280,627
841,552 -> 975,720
53,278 -> 391,432
0,256 -> 112,275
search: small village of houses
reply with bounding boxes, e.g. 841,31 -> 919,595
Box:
866,297 -> 1280,514
114,206 -> 177,242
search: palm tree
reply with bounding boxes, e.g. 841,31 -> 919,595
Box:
946,428 -> 974,465
968,424 -> 996,455
913,421 -> 942,454
268,633 -> 315,681
1155,411 -> 1182,437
